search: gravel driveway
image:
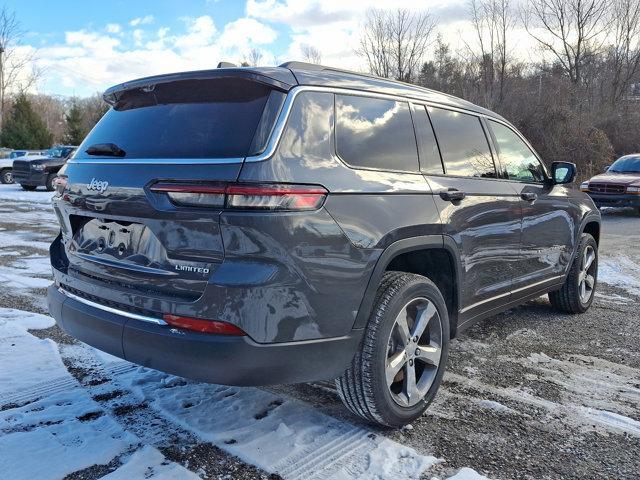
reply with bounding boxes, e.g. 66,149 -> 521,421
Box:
0,184 -> 638,480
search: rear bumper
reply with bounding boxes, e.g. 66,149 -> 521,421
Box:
48,285 -> 360,386
12,170 -> 46,185
587,192 -> 640,208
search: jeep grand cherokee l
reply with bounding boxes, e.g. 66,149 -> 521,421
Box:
47,62 -> 601,427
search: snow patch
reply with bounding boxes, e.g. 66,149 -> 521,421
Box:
446,467 -> 491,480
579,407 -> 640,437
475,399 -> 515,414
0,308 -> 137,479
112,363 -> 439,479
101,446 -> 201,480
0,184 -> 54,204
598,255 -> 640,297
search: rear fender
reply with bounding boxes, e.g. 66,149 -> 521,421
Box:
353,235 -> 462,335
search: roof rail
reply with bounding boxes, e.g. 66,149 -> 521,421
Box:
217,61 -> 237,68
278,61 -> 325,71
279,61 -> 398,84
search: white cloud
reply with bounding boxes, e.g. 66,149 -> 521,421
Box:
32,13 -> 282,96
26,0 -> 542,97
218,18 -> 277,50
105,23 -> 121,34
129,15 -> 155,27
173,16 -> 217,49
132,29 -> 145,47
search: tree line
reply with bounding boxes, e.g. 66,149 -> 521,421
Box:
0,6 -> 107,149
1,1 -> 638,178
358,0 -> 640,180
0,93 -> 107,149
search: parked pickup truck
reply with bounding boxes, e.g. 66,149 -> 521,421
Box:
0,150 -> 46,184
12,146 -> 77,191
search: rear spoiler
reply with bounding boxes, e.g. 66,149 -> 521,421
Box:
103,67 -> 298,106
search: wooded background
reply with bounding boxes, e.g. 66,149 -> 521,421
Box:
0,1 -> 638,181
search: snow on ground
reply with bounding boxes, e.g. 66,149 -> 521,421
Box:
0,308 -> 211,480
0,184 -> 54,204
66,342 -> 441,480
598,254 -> 640,297
2,186 -> 640,479
443,467 -> 491,480
101,446 -> 201,480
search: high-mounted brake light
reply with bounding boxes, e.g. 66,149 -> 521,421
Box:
150,182 -> 328,211
163,314 -> 246,335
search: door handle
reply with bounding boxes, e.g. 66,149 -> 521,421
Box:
439,188 -> 466,202
521,192 -> 538,202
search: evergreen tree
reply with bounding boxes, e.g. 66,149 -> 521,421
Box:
63,100 -> 86,145
0,94 -> 52,149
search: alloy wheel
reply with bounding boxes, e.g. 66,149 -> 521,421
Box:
386,297 -> 443,407
578,245 -> 596,303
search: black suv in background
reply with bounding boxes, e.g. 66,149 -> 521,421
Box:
13,145 -> 77,191
47,63 -> 600,427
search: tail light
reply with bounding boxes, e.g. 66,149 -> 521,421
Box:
150,182 -> 327,211
53,176 -> 68,196
226,184 -> 327,210
163,314 -> 246,335
151,183 -> 226,207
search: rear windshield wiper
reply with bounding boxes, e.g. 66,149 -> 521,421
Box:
85,143 -> 126,157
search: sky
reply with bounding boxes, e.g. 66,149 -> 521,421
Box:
5,0 -> 537,97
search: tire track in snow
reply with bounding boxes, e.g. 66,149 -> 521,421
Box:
69,347 -> 440,479
274,426 -> 371,479
0,363 -> 137,407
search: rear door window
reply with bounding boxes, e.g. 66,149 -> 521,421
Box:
428,107 -> 496,178
335,95 -> 419,172
75,78 -> 280,160
489,120 -> 546,183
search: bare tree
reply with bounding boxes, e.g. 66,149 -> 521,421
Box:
301,44 -> 322,64
0,7 -> 40,128
524,0 -> 609,86
468,0 -> 515,107
608,0 -> 640,104
247,48 -> 263,67
359,9 -> 436,82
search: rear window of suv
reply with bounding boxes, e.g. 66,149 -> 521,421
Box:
75,78 -> 283,160
335,95 -> 419,172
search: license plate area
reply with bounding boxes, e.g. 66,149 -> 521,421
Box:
73,218 -> 149,262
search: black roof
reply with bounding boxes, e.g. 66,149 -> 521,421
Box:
103,61 -> 503,120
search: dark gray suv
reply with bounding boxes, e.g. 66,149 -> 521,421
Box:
47,62 -> 601,427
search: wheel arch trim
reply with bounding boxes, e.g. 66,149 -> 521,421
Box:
352,234 -> 462,333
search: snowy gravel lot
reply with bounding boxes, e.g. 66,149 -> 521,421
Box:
0,183 -> 638,480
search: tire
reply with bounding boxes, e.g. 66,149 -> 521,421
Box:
549,233 -> 598,314
20,184 -> 37,191
0,168 -> 12,184
336,271 -> 450,427
45,174 -> 56,192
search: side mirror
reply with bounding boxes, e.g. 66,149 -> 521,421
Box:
603,165 -> 611,172
551,161 -> 576,185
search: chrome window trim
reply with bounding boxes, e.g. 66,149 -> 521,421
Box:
59,287 -> 168,325
68,85 -> 510,166
245,85 -> 511,163
68,157 -> 245,165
